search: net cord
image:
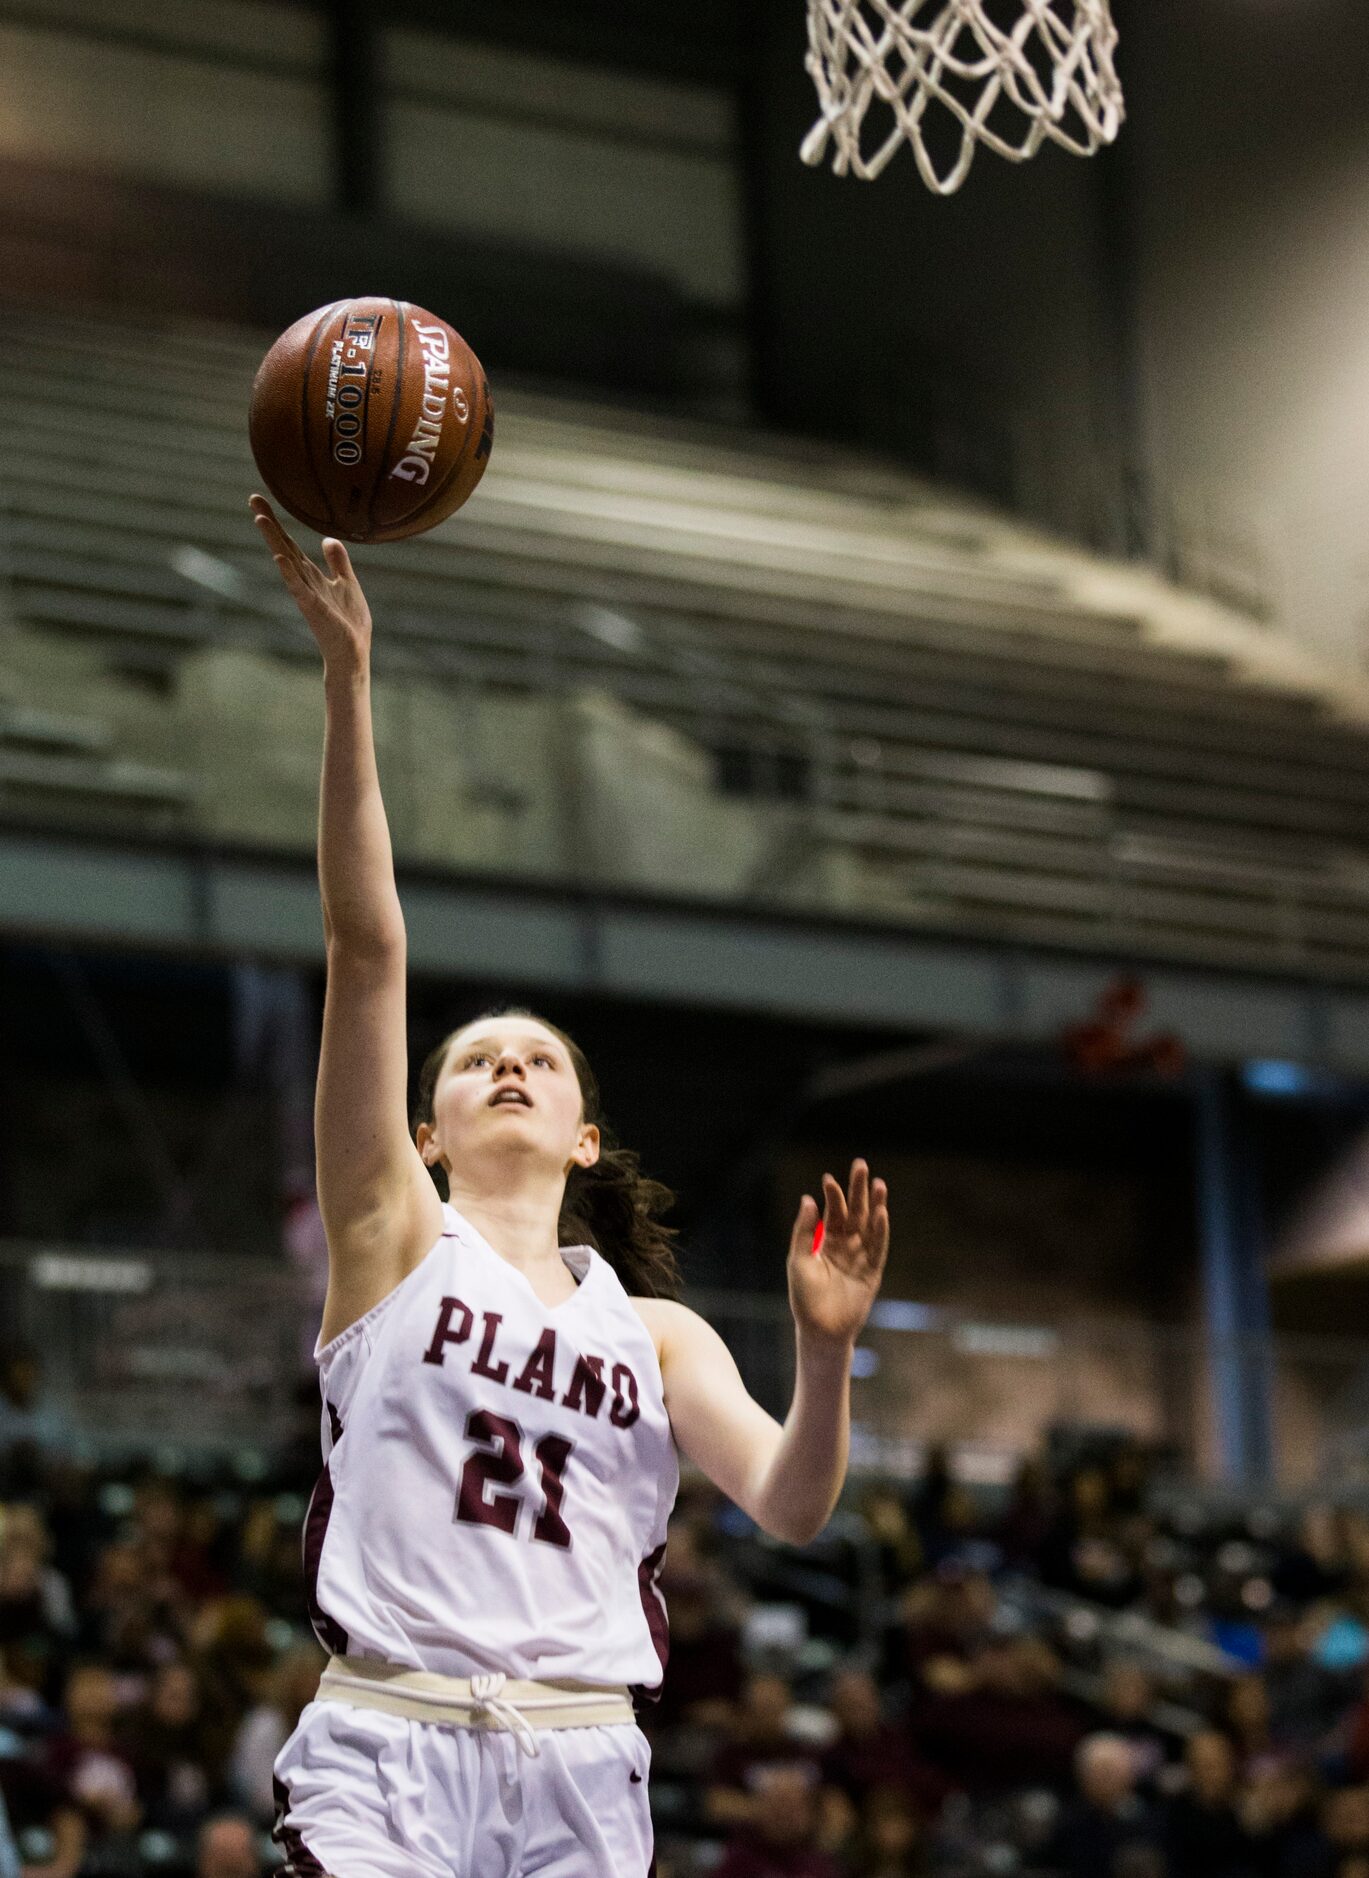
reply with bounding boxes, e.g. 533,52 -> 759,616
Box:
801,0 -> 1124,193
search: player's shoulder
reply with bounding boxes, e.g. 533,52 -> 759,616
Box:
625,1296 -> 718,1367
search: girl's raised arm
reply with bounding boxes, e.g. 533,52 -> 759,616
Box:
250,496 -> 442,1344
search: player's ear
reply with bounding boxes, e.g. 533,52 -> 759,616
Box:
416,1121 -> 441,1167
572,1124 -> 600,1171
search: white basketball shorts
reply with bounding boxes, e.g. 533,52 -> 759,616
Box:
272,1698 -> 656,1878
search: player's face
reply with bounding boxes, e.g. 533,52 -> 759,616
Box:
430,1020 -> 598,1175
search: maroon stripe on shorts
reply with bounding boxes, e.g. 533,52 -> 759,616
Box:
629,1539 -> 669,1711
272,1772 -> 329,1876
302,1460 -> 348,1656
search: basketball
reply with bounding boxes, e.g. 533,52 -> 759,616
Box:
248,296 -> 493,543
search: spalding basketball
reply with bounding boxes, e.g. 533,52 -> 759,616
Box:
248,297 -> 493,543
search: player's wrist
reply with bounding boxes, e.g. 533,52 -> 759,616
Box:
322,648 -> 371,690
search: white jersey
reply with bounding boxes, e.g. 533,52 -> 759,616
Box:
303,1202 -> 679,1708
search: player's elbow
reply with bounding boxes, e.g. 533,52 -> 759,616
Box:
758,1507 -> 829,1548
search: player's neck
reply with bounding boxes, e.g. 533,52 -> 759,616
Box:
447,1174 -> 569,1276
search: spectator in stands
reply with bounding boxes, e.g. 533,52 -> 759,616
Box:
710,1764 -> 843,1878
1339,1667 -> 1369,1786
1240,1761 -> 1328,1875
1273,1509 -> 1348,1607
169,1498 -> 231,1607
1262,1604 -> 1346,1750
996,1455 -> 1055,1569
188,1596 -> 275,1780
819,1665 -> 945,1819
235,1498 -> 306,1622
0,1747 -> 85,1878
907,1448 -> 953,1554
38,1663 -> 141,1851
705,1673 -> 828,1835
227,1642 -> 324,1826
194,1811 -> 263,1878
0,1510 -> 74,1654
1041,1732 -> 1161,1878
844,1785 -> 927,1878
1319,1785 -> 1369,1877
1091,1660 -> 1171,1789
38,1460 -> 106,1599
858,1487 -> 923,1598
895,1561 -> 996,1688
1039,1466 -> 1143,1608
1223,1672 -> 1280,1780
0,1788 -> 17,1878
0,1352 -> 70,1497
75,1539 -> 176,1673
907,1447 -> 979,1566
118,1657 -> 214,1835
0,1643 -> 54,1739
647,1517 -> 747,1735
1164,1728 -> 1255,1877
911,1634 -> 1084,1795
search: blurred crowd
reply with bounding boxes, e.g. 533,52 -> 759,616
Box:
6,1345 -> 1369,1876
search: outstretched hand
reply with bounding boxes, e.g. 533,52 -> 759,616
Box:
787,1159 -> 890,1351
249,494 -> 372,669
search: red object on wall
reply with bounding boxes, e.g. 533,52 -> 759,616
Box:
1060,974 -> 1186,1077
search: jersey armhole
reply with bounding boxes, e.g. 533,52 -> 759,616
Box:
315,1224 -> 449,1365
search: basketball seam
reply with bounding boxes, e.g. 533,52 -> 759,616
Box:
364,299 -> 408,542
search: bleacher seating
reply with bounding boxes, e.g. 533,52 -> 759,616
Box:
4,306 -> 1369,976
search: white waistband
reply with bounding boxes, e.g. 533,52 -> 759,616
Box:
318,1657 -> 635,1760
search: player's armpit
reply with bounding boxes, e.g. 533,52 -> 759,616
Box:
654,1302 -> 786,1535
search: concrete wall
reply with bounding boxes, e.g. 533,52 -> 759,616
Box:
1127,0 -> 1369,671
0,3 -> 330,202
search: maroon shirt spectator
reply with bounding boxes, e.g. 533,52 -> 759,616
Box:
1345,1679 -> 1369,1785
118,1659 -> 214,1833
648,1521 -> 747,1732
0,1750 -> 88,1878
711,1766 -> 843,1878
709,1667 -> 837,1840
910,1636 -> 1085,1793
39,1663 -> 142,1845
818,1668 -> 946,1817
75,1540 -> 179,1672
897,1565 -> 997,1684
707,1674 -> 828,1833
172,1499 -> 232,1605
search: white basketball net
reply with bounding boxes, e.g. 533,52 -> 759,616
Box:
801,0 -> 1124,194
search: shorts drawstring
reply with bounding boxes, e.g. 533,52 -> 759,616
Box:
468,1672 -> 541,1760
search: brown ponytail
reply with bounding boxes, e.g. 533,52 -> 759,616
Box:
413,1007 -> 683,1301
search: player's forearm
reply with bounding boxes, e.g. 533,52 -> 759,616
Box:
319,661 -> 405,954
752,1333 -> 853,1547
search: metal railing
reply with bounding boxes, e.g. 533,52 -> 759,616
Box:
6,1241 -> 1369,1493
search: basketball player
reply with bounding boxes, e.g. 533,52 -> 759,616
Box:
249,493 -> 891,1878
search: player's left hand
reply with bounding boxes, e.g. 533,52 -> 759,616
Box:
787,1159 -> 890,1351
